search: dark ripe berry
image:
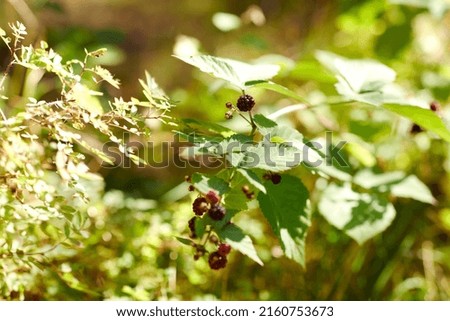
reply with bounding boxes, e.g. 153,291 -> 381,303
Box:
218,243 -> 231,256
205,190 -> 221,204
236,94 -> 255,112
430,101 -> 440,112
208,251 -> 228,270
410,123 -> 423,134
192,197 -> 209,216
263,172 -> 282,184
271,173 -> 282,185
225,111 -> 233,119
208,204 -> 226,220
209,235 -> 219,244
225,102 -> 233,109
188,185 -> 195,192
188,216 -> 197,238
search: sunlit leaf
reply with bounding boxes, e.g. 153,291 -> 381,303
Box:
216,223 -> 263,265
390,175 -> 436,205
174,54 -> 280,90
384,103 -> 450,142
245,80 -> 307,102
318,183 -> 396,244
258,175 -> 310,267
237,168 -> 266,193
316,50 -> 396,94
191,172 -> 230,195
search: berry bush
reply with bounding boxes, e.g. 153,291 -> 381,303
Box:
1,0 -> 450,300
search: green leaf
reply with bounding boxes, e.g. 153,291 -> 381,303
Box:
316,50 -> 396,94
180,118 -> 236,138
389,0 -> 450,18
191,173 -> 230,195
175,236 -> 194,246
92,66 -> 120,89
223,187 -> 249,210
383,103 -> 450,143
354,169 -> 405,189
237,168 -> 266,193
216,223 -> 263,265
258,175 -> 310,267
316,51 -> 450,142
318,183 -> 396,244
245,80 -> 307,102
174,54 -> 280,90
253,113 -> 277,129
344,142 -> 377,167
390,175 -> 436,205
239,141 -> 302,172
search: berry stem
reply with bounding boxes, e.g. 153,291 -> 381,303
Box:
202,228 -> 213,247
249,110 -> 257,136
238,113 -> 252,126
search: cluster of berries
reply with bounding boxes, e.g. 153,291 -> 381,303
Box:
192,191 -> 226,219
224,94 -> 256,119
186,184 -> 231,269
187,190 -> 226,238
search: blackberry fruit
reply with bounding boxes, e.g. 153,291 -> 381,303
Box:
208,204 -> 226,220
236,94 -> 255,112
188,185 -> 195,192
205,190 -> 221,205
208,251 -> 228,270
218,243 -> 232,256
271,173 -> 282,185
188,217 -> 197,238
192,197 -> 208,216
263,172 -> 282,184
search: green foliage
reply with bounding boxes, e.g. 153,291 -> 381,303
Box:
258,175 -> 310,267
0,22 -> 170,299
173,44 -> 437,271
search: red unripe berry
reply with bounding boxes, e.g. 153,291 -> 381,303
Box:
205,190 -> 221,204
218,243 -> 231,256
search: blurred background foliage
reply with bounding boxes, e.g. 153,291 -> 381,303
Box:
1,0 -> 450,300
